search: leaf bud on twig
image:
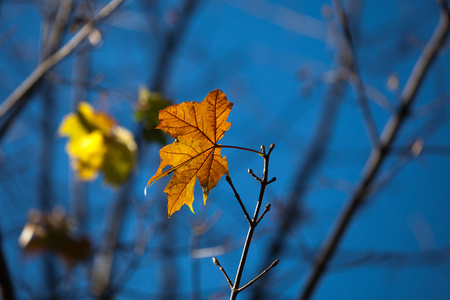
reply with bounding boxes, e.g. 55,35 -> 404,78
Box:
212,257 -> 219,266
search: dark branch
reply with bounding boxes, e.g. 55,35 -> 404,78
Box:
299,3 -> 450,299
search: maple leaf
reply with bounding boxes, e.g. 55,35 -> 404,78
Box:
146,89 -> 233,217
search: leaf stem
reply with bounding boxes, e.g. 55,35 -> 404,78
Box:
217,144 -> 263,156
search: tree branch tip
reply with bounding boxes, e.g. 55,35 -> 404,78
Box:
268,177 -> 276,184
268,143 -> 275,155
260,145 -> 265,154
237,257 -> 281,293
248,169 -> 261,182
212,256 -> 220,266
256,204 -> 272,225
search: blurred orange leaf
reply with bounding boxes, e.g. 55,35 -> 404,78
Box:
146,89 -> 233,217
18,208 -> 91,267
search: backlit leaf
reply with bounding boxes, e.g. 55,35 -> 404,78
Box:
146,89 -> 232,217
59,102 -> 137,186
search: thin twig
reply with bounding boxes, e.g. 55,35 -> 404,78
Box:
226,176 -> 252,224
299,3 -> 450,299
267,177 -> 277,184
256,204 -> 271,226
227,144 -> 278,300
247,169 -> 261,182
332,0 -> 379,148
238,260 -> 279,293
212,257 -> 233,288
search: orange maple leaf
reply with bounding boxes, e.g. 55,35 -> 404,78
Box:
145,89 -> 233,217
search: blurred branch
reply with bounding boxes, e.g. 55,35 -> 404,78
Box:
0,0 -> 125,141
91,192 -> 129,299
190,208 -> 223,300
69,34 -> 91,230
251,61 -> 347,300
299,2 -> 450,299
332,0 -> 379,147
0,232 -> 14,300
332,244 -> 450,270
150,0 -> 201,92
42,0 -> 73,59
38,2 -> 74,297
230,0 -> 327,43
90,0 -> 201,297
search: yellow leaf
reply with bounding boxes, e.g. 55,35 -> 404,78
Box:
59,102 -> 136,185
146,89 -> 232,217
69,131 -> 107,180
102,127 -> 137,186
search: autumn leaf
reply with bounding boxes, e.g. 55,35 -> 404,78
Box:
135,86 -> 172,145
146,89 -> 233,217
19,208 -> 91,267
59,102 -> 137,186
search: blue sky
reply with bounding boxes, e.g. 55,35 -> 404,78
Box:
1,0 -> 450,299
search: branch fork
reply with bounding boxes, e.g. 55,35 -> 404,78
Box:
214,143 -> 279,300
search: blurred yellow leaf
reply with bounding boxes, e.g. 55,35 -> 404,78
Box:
102,127 -> 137,184
59,102 -> 137,186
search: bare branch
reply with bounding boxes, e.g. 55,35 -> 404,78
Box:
248,168 -> 261,182
299,3 -> 450,299
332,0 -> 379,148
226,175 -> 252,224
256,204 -> 271,226
43,0 -> 74,59
229,145 -> 276,300
0,0 -> 125,138
212,257 -> 233,288
238,260 -> 279,293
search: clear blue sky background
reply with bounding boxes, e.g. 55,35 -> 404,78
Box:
1,0 -> 450,299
